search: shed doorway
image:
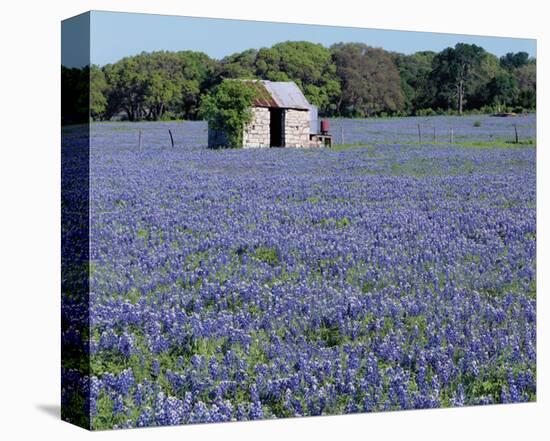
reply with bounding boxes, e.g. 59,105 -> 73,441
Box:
269,108 -> 283,147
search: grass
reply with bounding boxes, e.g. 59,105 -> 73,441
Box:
451,138 -> 535,148
410,138 -> 534,149
318,216 -> 351,228
328,138 -> 535,153
329,142 -> 371,151
254,246 -> 280,266
136,229 -> 149,240
305,196 -> 320,204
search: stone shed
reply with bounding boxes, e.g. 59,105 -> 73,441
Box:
208,80 -> 319,148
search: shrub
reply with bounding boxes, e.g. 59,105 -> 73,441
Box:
416,108 -> 437,116
199,80 -> 259,148
479,105 -> 497,114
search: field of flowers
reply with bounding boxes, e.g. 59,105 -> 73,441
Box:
63,114 -> 536,429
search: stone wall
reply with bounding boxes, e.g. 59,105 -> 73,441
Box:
283,109 -> 310,148
209,107 -> 311,149
243,107 -> 270,148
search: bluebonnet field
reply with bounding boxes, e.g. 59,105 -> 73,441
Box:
65,114 -> 536,429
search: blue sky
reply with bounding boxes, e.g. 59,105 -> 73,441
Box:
83,10 -> 536,67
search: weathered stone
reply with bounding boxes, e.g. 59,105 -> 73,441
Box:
243,107 -> 270,148
282,109 -> 310,148
209,102 -> 313,148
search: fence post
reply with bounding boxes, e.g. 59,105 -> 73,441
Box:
417,124 -> 422,143
138,130 -> 142,152
514,124 -> 519,144
433,127 -> 436,142
169,129 -> 175,148
340,126 -> 345,145
450,128 -> 454,144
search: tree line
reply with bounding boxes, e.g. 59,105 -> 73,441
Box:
63,41 -> 536,122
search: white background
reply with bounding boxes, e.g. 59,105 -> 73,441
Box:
0,0 -> 547,439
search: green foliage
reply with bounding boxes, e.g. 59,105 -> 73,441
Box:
392,51 -> 436,112
500,51 -> 531,70
199,79 -> 259,148
319,323 -> 343,347
216,49 -> 259,79
331,43 -> 405,116
255,41 -> 341,114
102,51 -> 215,121
319,216 -> 351,228
487,73 -> 519,108
103,57 -> 146,121
415,107 -> 437,116
143,70 -> 180,120
429,43 -> 486,114
78,44 -> 535,123
514,63 -> 536,109
254,245 -> 279,266
90,65 -> 109,120
136,229 -> 149,240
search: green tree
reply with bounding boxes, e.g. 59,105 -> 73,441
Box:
500,51 -> 530,70
254,42 -> 341,115
88,42 -> 536,121
514,63 -> 536,109
90,65 -> 109,120
331,43 -> 404,116
215,49 -> 258,80
392,51 -> 435,114
143,70 -> 180,120
463,52 -> 504,109
172,51 -> 218,118
498,53 -> 535,110
102,51 -> 216,121
429,43 -> 486,114
487,72 -> 519,109
103,57 -> 147,121
199,80 -> 259,148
